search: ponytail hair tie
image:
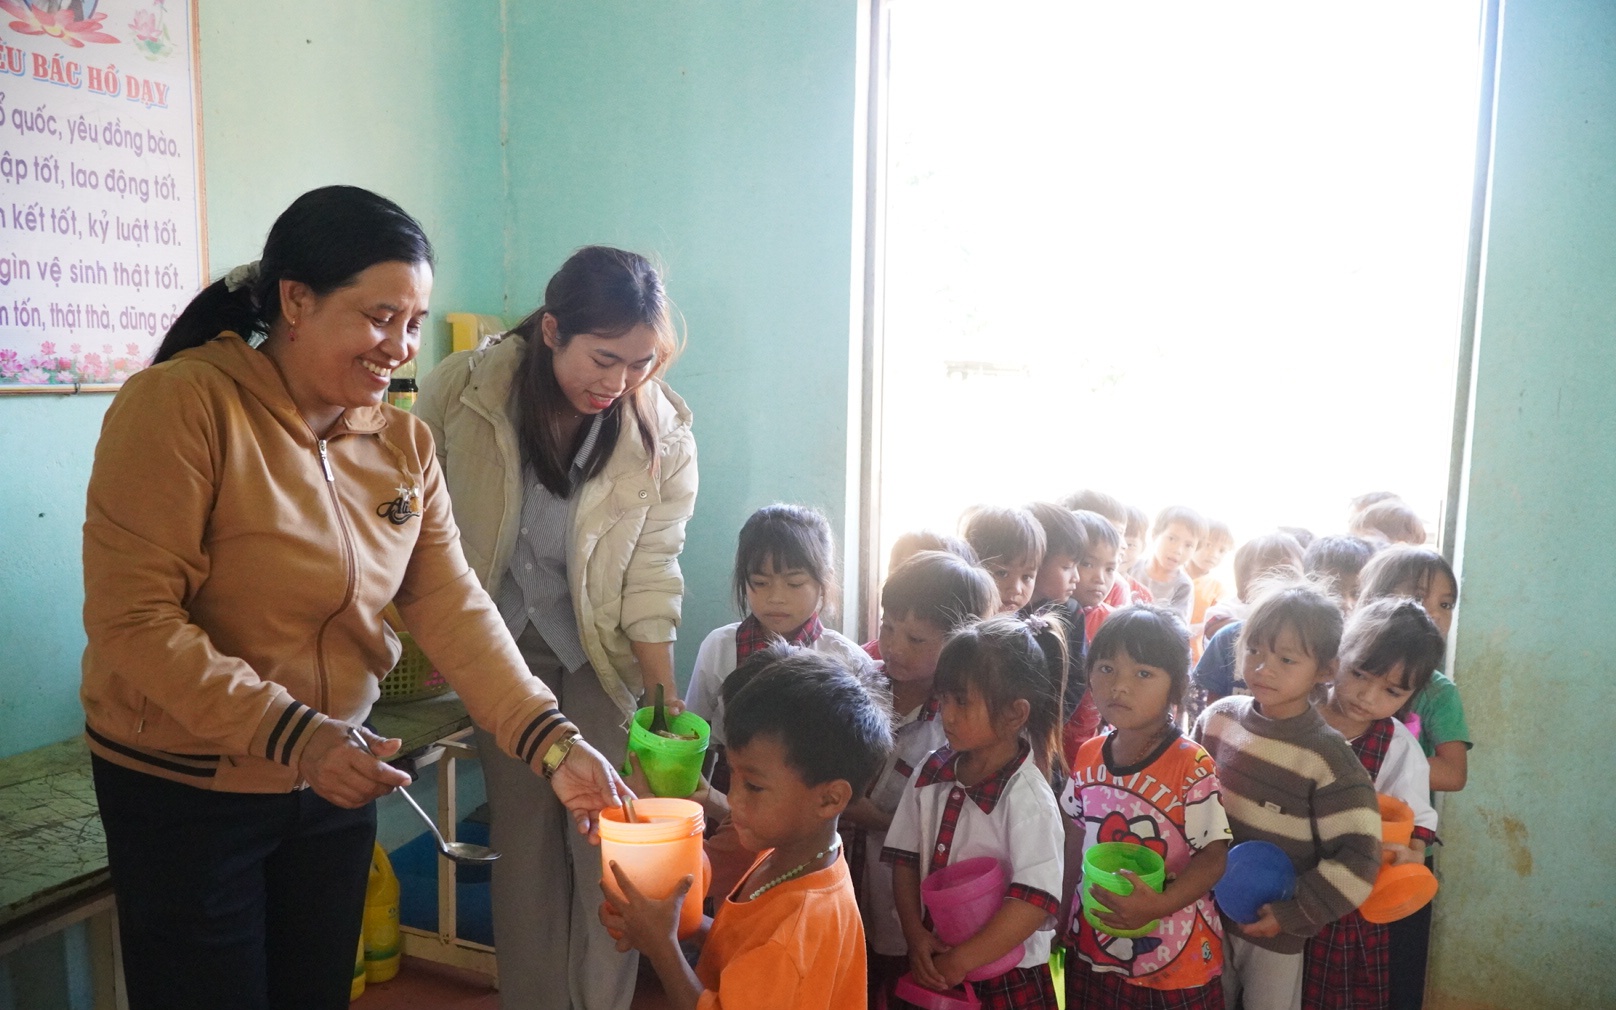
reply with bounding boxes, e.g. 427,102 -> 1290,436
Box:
223,260 -> 261,293
1023,612 -> 1052,638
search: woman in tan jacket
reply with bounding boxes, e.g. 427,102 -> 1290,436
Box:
81,187 -> 626,1010
417,246 -> 698,1010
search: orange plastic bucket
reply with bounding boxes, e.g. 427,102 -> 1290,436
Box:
599,798 -> 709,939
1378,793 -> 1415,847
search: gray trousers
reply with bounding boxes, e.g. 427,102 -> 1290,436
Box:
1222,934 -> 1304,1010
476,625 -> 637,1010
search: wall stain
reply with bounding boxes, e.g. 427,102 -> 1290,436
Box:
1477,807 -> 1534,876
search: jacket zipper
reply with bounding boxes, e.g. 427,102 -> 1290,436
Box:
312,436 -> 358,715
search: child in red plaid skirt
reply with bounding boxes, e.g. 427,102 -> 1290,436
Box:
1305,598 -> 1446,1010
883,614 -> 1072,1010
1062,606 -> 1231,1010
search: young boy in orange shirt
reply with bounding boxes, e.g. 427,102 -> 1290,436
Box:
602,646 -> 894,1010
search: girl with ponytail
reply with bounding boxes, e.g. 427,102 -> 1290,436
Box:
880,614 -> 1070,1009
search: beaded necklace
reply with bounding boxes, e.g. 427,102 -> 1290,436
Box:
746,841 -> 841,901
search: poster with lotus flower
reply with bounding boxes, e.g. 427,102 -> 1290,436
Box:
0,0 -> 203,392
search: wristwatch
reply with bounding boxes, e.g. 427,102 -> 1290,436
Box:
540,732 -> 581,779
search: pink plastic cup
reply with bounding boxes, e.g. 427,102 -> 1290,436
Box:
919,856 -> 1024,981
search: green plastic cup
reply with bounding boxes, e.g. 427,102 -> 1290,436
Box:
623,708 -> 711,798
1082,841 -> 1167,938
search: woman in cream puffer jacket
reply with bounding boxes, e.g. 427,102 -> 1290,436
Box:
416,247 -> 696,1010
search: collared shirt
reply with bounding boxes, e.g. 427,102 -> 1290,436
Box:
881,739 -> 1065,970
849,692 -> 948,955
493,415 -> 603,673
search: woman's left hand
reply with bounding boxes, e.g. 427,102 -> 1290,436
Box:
550,737 -> 634,843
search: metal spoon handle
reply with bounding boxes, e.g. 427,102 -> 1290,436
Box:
344,725 -> 446,846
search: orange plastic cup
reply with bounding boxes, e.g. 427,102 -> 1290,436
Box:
1378,794 -> 1415,848
599,798 -> 709,940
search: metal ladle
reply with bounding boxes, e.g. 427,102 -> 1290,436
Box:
346,726 -> 500,865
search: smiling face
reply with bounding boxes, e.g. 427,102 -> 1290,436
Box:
986,554 -> 1040,614
1241,625 -> 1335,720
1089,648 -> 1175,734
543,315 -> 659,417
725,734 -> 834,854
271,260 -> 432,430
745,557 -> 823,637
1074,541 -> 1121,609
1329,660 -> 1414,726
1032,553 -> 1079,607
878,611 -> 948,690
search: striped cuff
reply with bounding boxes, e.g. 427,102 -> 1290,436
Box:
1007,883 -> 1062,918
516,707 -> 577,769
250,698 -> 328,770
880,846 -> 920,867
1412,826 -> 1439,846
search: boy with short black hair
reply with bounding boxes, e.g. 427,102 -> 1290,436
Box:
1302,534 -> 1379,614
1129,505 -> 1208,621
603,646 -> 894,1010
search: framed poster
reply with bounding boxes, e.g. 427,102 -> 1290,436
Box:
0,0 -> 204,393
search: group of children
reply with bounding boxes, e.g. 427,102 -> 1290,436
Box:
598,491 -> 1471,1010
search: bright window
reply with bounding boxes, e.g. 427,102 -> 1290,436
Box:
874,1 -> 1484,575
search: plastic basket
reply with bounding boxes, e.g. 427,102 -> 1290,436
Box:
377,633 -> 449,703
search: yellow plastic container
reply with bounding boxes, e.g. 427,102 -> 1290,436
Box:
364,842 -> 402,983
350,932 -> 366,1001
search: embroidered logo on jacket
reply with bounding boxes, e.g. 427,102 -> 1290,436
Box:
378,484 -> 421,525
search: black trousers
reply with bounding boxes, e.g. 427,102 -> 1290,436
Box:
92,755 -> 376,1010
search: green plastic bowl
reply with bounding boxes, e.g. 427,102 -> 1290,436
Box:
623,708 -> 711,798
1081,841 -> 1167,938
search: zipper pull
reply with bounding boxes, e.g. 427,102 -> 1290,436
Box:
317,439 -> 335,482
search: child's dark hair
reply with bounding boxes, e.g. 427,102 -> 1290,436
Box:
1349,491 -> 1402,519
1057,489 -> 1126,527
732,504 -> 837,616
1203,519 -> 1235,551
1239,577 -> 1345,666
1337,597 -> 1446,702
1151,505 -> 1209,543
934,614 -> 1069,776
722,644 -> 894,793
1304,535 -> 1378,595
1278,526 -> 1316,550
1071,510 -> 1122,556
889,529 -> 979,570
1233,532 -> 1305,602
1350,501 -> 1428,546
1123,504 -> 1149,539
960,505 -> 1045,568
1358,545 -> 1458,605
882,551 -> 999,631
1026,502 -> 1083,560
1087,604 -> 1192,707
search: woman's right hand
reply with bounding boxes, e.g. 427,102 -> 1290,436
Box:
299,721 -> 413,808
550,737 -> 632,843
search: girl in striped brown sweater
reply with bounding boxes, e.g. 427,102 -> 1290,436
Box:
1191,580 -> 1382,1010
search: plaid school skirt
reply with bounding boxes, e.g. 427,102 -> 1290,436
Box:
1302,910 -> 1390,1010
894,965 -> 1058,1010
1066,963 -> 1225,1010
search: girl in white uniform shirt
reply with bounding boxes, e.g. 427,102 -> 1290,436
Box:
684,503 -> 871,898
882,614 -> 1069,1010
841,551 -> 1000,1002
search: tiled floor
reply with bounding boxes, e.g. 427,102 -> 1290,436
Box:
354,956 -> 674,1010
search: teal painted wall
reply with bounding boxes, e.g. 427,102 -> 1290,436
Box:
1430,2 -> 1616,1007
0,1 -> 507,761
501,1 -> 865,677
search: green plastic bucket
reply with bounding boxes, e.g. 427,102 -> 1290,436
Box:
623,708 -> 711,798
1081,841 -> 1167,938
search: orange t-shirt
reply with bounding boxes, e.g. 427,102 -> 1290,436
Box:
695,850 -> 867,1010
1189,575 -> 1227,662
